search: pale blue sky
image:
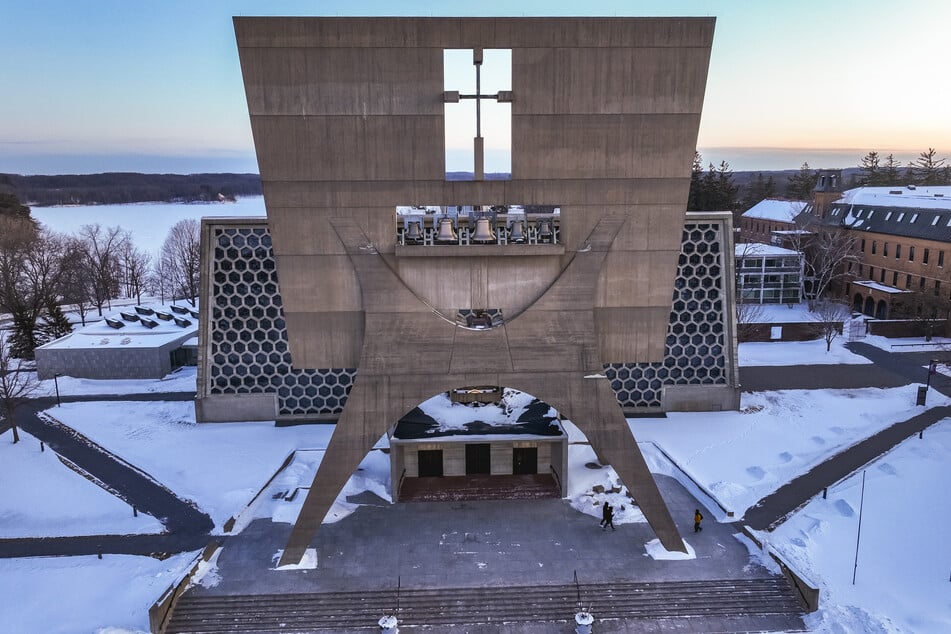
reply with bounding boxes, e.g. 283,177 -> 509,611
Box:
1,0 -> 948,174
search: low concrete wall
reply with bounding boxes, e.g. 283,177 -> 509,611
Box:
663,384 -> 740,412
148,542 -> 219,633
194,393 -> 277,423
740,321 -> 840,343
740,526 -> 820,613
866,318 -> 950,339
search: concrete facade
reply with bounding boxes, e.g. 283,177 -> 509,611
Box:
230,16 -> 716,565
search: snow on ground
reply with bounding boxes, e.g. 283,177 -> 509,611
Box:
0,431 -> 163,537
764,420 -> 951,634
0,551 -> 198,634
42,401 -> 335,532
740,337 -> 872,366
32,197 -> 266,256
862,333 -> 951,354
628,386 -> 950,519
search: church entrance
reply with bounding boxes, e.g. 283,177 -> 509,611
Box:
417,449 -> 444,477
513,447 -> 538,475
465,443 -> 491,475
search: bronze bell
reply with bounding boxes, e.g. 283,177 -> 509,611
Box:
471,216 -> 497,243
435,217 -> 458,243
508,219 -> 526,243
404,220 -> 423,244
537,218 -> 553,243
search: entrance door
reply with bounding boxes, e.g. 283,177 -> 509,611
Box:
417,449 -> 444,477
512,447 -> 538,475
465,443 -> 491,475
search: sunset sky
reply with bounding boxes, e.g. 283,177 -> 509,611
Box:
1,0 -> 948,174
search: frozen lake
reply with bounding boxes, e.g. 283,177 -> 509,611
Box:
31,196 -> 267,255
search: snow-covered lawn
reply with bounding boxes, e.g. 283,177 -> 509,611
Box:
766,420 -> 951,634
862,333 -> 951,354
0,551 -> 198,634
629,386 -> 947,519
0,431 -> 163,537
42,401 -> 334,532
739,337 -> 871,366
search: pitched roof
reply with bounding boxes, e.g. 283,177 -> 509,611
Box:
827,186 -> 951,242
742,199 -> 808,222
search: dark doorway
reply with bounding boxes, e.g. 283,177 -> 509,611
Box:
466,443 -> 491,475
418,450 -> 444,477
512,447 -> 538,475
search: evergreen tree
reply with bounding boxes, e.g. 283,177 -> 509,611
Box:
742,172 -> 777,209
785,162 -> 818,200
859,151 -> 881,186
881,153 -> 904,185
687,151 -> 705,211
907,148 -> 948,185
36,300 -> 73,344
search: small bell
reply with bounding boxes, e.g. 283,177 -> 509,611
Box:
508,219 -> 526,243
471,216 -> 497,243
435,217 -> 458,243
537,218 -> 553,243
404,220 -> 423,244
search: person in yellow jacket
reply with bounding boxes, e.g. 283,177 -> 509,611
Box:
694,509 -> 703,532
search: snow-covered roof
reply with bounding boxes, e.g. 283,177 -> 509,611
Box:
735,242 -> 801,257
393,388 -> 563,439
741,199 -> 808,222
836,185 -> 951,211
852,280 -> 911,295
38,303 -> 199,350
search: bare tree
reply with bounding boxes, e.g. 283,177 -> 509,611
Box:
736,302 -> 767,342
799,218 -> 862,306
58,238 -> 94,327
0,334 -> 40,444
77,224 -> 129,316
160,219 -> 201,305
0,218 -> 71,358
811,299 -> 850,352
893,287 -> 951,342
120,241 -> 151,305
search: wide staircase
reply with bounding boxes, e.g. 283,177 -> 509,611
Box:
163,578 -> 805,632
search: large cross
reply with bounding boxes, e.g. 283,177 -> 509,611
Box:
444,48 -> 512,181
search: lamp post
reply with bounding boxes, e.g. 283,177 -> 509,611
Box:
53,373 -> 61,407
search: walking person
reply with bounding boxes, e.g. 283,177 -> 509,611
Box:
602,502 -> 615,531
694,509 -> 703,533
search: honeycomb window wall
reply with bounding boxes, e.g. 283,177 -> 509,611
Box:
205,220 -> 730,418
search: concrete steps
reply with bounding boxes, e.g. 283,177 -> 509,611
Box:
164,577 -> 804,632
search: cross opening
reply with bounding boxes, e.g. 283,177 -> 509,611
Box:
444,49 -> 511,181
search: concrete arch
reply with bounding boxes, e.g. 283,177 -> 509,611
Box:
278,215 -> 686,566
852,293 -> 864,313
863,296 -> 875,316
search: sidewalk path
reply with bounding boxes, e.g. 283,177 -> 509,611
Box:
1,391 -> 215,558
742,342 -> 951,530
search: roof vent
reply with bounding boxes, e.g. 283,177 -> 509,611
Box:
170,305 -> 189,315
155,311 -> 173,321
120,311 -> 139,322
134,306 -> 154,315
140,318 -> 159,329
907,185 -> 916,190
174,317 -> 192,328
889,190 -> 902,195
935,194 -> 945,198
105,318 -> 125,329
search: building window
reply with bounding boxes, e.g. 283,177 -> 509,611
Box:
920,276 -> 926,289
910,213 -> 919,223
872,241 -> 877,255
935,280 -> 941,296
892,271 -> 898,285
880,269 -> 886,283
861,238 -> 866,252
924,248 -> 930,265
940,251 -> 945,267
895,244 -> 901,259
909,246 -> 915,262
869,266 -> 875,279
858,265 -> 864,277
884,242 -> 889,257
906,274 -> 912,289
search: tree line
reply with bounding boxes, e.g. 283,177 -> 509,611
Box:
688,148 -> 951,216
0,190 -> 201,360
1,172 -> 261,206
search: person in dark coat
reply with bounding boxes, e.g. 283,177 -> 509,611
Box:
694,509 -> 703,532
602,502 -> 615,531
